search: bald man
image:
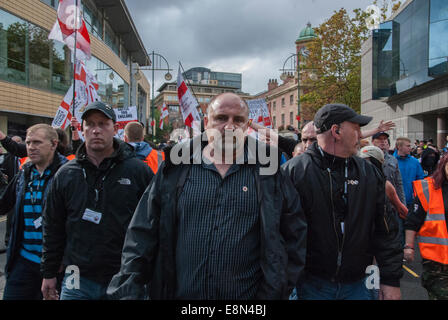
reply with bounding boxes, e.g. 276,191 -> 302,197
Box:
107,92 -> 307,300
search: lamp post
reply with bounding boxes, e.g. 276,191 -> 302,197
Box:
138,51 -> 172,141
280,52 -> 301,129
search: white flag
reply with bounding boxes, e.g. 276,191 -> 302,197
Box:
177,65 -> 201,133
48,0 -> 91,61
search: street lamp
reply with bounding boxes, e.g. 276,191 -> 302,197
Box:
280,52 -> 301,129
138,51 -> 172,141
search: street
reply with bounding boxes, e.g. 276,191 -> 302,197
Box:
0,215 -> 429,300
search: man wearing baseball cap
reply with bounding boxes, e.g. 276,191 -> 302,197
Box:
41,101 -> 153,300
284,103 -> 403,300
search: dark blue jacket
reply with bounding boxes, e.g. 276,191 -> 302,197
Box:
0,153 -> 67,275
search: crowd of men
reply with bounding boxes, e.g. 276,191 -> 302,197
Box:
0,93 -> 440,300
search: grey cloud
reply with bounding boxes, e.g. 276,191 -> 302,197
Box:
126,0 -> 376,94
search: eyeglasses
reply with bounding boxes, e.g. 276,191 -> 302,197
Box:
302,137 -> 317,143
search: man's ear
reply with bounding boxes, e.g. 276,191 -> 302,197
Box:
52,139 -> 58,150
113,122 -> 119,135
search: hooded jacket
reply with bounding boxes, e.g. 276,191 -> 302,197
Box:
107,134 -> 307,299
283,142 -> 403,287
129,141 -> 153,160
41,139 -> 153,284
393,151 -> 424,205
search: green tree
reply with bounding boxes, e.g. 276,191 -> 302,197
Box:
300,0 -> 401,117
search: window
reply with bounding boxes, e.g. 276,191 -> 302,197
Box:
52,41 -> 72,94
273,101 -> 276,111
104,21 -> 119,56
273,116 -> 276,128
290,94 -> 294,105
120,45 -> 128,66
429,0 -> 448,77
0,9 -> 73,93
85,56 -> 129,107
281,114 -> 285,127
282,97 -> 285,107
40,0 -> 58,9
82,1 -> 103,40
290,112 -> 294,125
0,10 -> 27,85
29,25 -> 51,90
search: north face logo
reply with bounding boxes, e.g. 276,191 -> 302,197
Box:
118,178 -> 131,185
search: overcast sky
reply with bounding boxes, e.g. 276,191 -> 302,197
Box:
125,0 -> 376,96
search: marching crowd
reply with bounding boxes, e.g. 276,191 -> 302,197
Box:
0,92 -> 447,300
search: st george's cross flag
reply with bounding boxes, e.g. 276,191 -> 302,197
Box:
48,0 -> 91,60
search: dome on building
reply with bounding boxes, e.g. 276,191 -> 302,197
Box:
296,22 -> 317,42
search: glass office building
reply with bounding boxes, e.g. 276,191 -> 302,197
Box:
372,0 -> 448,99
362,0 -> 448,148
0,0 -> 150,138
183,67 -> 242,90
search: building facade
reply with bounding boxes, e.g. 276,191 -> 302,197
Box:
0,0 -> 151,138
155,80 -> 251,130
361,0 -> 448,148
183,67 -> 242,91
253,23 -> 317,130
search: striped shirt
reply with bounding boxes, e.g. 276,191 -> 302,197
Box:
175,162 -> 261,300
20,167 -> 51,264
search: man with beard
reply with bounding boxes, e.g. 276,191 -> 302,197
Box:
107,92 -> 307,300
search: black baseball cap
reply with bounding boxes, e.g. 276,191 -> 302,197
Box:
81,101 -> 116,123
372,131 -> 390,140
314,103 -> 372,134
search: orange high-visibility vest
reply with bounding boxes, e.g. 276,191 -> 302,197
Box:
19,154 -> 76,169
413,177 -> 448,264
143,149 -> 165,174
19,157 -> 28,169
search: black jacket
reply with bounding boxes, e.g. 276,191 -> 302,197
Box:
0,153 -> 68,275
107,135 -> 307,299
41,139 -> 153,284
282,142 -> 403,287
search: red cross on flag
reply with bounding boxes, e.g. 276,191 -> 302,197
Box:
177,65 -> 201,129
48,0 -> 91,61
159,103 -> 169,129
52,60 -> 99,130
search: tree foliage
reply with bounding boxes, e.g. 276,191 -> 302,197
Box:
300,0 -> 401,117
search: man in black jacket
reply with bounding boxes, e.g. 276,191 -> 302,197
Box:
107,92 -> 307,300
40,101 -> 153,300
283,103 -> 403,300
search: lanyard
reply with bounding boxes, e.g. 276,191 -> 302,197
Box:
28,169 -> 47,207
82,162 -> 116,208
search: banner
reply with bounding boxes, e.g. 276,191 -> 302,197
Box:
51,60 -> 99,130
247,98 -> 272,128
115,106 -> 138,140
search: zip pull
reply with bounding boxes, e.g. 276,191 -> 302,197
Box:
95,189 -> 99,202
337,251 -> 342,267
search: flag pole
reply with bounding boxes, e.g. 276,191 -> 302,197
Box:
70,0 -> 79,143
